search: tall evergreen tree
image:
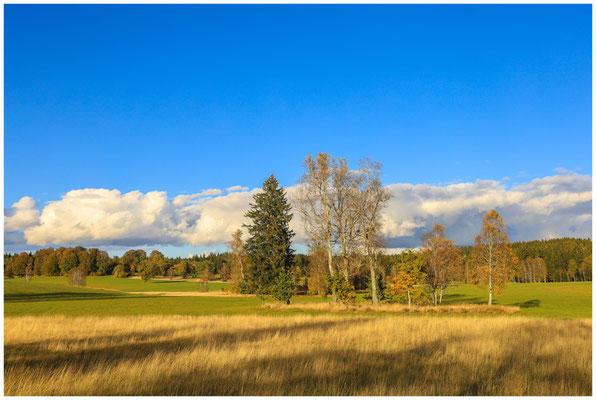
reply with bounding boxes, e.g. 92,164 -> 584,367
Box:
244,174 -> 295,300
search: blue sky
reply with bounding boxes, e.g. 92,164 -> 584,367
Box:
4,5 -> 592,256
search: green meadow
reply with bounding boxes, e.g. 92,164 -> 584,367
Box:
4,277 -> 591,318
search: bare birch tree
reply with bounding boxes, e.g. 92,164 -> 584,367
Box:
294,153 -> 338,301
295,153 -> 390,305
330,157 -> 363,281
358,158 -> 391,306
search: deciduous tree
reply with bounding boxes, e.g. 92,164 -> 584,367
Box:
421,223 -> 463,305
359,158 -> 391,306
227,229 -> 247,290
295,153 -> 337,301
59,249 -> 78,276
470,210 -> 517,306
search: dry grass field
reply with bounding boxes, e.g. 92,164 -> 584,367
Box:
4,314 -> 591,396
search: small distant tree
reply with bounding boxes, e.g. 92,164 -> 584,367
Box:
470,210 -> 517,306
68,267 -> 87,287
24,267 -> 33,283
228,229 -> 247,289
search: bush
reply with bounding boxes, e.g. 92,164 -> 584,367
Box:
68,267 -> 87,287
231,280 -> 250,294
326,274 -> 356,303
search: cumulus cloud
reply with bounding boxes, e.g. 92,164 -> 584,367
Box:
4,172 -> 592,250
226,185 -> 249,192
4,196 -> 40,232
382,173 -> 591,248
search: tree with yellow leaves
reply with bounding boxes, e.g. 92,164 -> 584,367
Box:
421,223 -> 463,305
470,210 -> 517,306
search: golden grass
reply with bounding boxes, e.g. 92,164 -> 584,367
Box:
266,302 -> 521,314
4,314 -> 591,396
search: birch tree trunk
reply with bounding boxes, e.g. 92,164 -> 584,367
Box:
370,260 -> 379,306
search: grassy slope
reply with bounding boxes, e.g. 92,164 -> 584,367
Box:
4,277 -> 591,318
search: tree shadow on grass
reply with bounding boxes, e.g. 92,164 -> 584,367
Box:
512,299 -> 541,308
4,291 -> 158,303
5,318 -> 371,374
5,318 -> 591,396
442,294 -> 485,304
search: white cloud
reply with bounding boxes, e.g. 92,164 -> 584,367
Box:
226,185 -> 249,192
4,172 -> 592,249
4,196 -> 40,231
198,188 -> 223,196
381,172 -> 591,248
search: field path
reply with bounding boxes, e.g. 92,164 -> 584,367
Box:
86,286 -> 251,297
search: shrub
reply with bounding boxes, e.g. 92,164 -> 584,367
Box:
326,274 -> 356,303
68,267 -> 87,287
231,281 -> 250,294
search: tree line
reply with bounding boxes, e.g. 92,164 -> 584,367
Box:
3,246 -> 228,283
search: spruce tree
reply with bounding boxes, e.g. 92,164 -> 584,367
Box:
244,174 -> 295,301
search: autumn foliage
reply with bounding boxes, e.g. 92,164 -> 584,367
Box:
470,210 -> 517,305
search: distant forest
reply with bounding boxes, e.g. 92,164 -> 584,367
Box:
4,237 -> 592,291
